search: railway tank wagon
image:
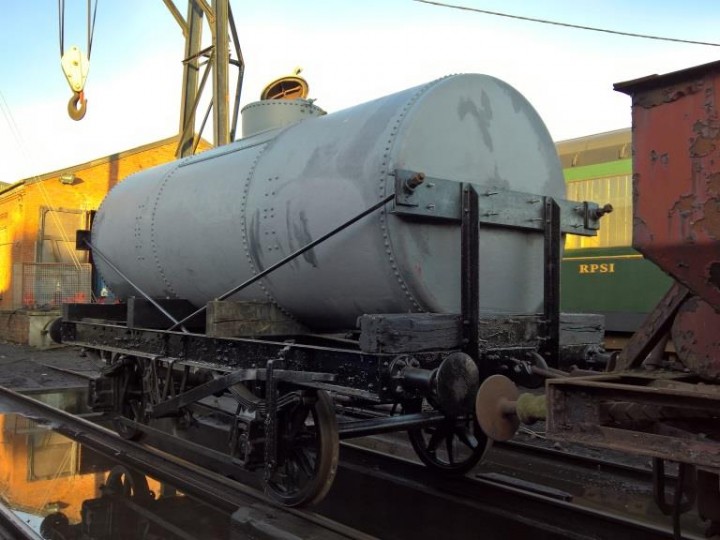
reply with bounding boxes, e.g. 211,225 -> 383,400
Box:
54,73 -> 608,506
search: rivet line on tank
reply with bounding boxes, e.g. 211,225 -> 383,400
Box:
241,147 -> 267,281
239,143 -> 298,322
149,166 -> 179,297
377,80 -> 438,312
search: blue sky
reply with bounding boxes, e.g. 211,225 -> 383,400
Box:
1,0 -> 719,182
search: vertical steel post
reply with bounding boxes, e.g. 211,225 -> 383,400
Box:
178,1 -> 204,158
227,4 -> 244,142
541,197 -> 561,367
263,359 -> 279,484
164,0 -> 239,152
461,184 -> 481,371
212,0 -> 230,146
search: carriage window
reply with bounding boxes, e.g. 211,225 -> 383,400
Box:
565,174 -> 632,249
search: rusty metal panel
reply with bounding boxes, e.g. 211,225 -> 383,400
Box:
546,373 -> 720,469
671,295 -> 720,380
615,60 -> 720,312
612,282 -> 689,371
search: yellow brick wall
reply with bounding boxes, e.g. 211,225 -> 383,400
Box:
0,137 -> 212,310
0,193 -> 24,305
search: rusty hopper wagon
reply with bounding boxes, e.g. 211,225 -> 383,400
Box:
476,60 -> 720,533
51,74 -> 609,507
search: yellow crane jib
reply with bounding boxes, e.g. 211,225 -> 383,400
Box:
61,45 -> 89,121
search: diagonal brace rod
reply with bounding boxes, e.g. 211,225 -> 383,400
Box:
167,193 -> 396,331
84,239 -> 189,333
151,369 -> 259,417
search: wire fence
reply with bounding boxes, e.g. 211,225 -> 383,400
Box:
14,263 -> 92,310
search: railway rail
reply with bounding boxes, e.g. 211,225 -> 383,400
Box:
340,435 -> 704,540
499,438 -> 661,481
0,385 -> 368,540
0,502 -> 42,540
0,383 -> 705,540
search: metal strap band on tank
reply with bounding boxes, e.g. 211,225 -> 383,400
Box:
166,193 -> 396,332
150,164 -> 181,297
238,134 -> 303,321
83,238 -> 189,333
177,130 -> 276,168
238,141 -> 285,312
377,78 -> 449,312
91,157 -> 195,302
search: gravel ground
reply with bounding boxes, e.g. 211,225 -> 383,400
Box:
0,342 -> 100,391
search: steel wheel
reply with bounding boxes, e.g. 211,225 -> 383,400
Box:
264,390 -> 339,507
407,402 -> 490,474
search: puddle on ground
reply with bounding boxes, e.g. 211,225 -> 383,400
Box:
0,388 -> 89,418
0,389 -> 234,540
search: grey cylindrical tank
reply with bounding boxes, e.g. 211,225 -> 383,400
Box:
92,74 -> 564,329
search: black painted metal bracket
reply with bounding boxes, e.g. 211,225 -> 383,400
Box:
540,197 -> 561,368
76,229 -> 91,251
392,169 -> 603,235
461,184 -> 481,371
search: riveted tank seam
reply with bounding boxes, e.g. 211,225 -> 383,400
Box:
92,166 -> 154,299
150,163 -> 185,298
240,99 -> 325,112
239,137 -> 299,320
378,78 -> 448,312
241,100 -> 327,139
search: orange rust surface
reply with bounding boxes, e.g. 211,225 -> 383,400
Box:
618,62 -> 720,312
671,296 -> 720,380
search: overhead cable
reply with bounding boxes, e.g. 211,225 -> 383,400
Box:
58,0 -> 65,56
58,0 -> 99,58
88,0 -> 99,59
413,0 -> 720,47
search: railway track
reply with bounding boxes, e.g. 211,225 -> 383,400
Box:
0,502 -> 42,539
497,437 -> 663,485
333,440 -> 703,540
0,386 -> 704,540
0,385 -> 369,540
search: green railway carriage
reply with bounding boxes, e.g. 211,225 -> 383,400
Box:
556,129 -> 672,333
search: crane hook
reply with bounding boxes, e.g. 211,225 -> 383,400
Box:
68,90 -> 87,121
60,45 -> 89,121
